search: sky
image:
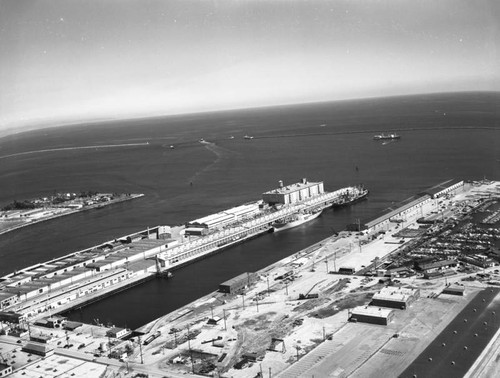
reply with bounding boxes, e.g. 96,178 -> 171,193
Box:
1,0 -> 499,133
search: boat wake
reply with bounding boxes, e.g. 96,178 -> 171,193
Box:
0,142 -> 150,160
188,141 -> 241,184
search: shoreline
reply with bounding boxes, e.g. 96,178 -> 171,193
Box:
0,193 -> 144,237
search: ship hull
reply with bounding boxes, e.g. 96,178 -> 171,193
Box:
272,210 -> 322,232
332,189 -> 369,208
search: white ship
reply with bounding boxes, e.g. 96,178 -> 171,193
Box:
272,209 -> 323,232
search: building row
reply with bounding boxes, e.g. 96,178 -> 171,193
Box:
349,287 -> 420,325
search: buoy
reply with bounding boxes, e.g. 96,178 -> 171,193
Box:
453,330 -> 457,334
464,346 -> 468,350
428,357 -> 433,361
464,319 -> 467,322
484,321 -> 488,325
474,333 -> 478,337
442,343 -> 446,347
473,309 -> 477,312
451,361 -> 455,365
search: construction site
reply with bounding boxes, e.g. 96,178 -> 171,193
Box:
1,179 -> 500,378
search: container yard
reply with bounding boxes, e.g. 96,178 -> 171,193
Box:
1,179 -> 499,378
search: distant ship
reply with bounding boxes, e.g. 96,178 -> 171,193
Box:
373,133 -> 401,140
244,135 -> 254,140
332,185 -> 369,208
272,209 -> 322,232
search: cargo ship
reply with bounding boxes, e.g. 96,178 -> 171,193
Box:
373,133 -> 401,140
332,185 -> 368,208
272,208 -> 323,232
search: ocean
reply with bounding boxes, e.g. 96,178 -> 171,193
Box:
0,91 -> 498,328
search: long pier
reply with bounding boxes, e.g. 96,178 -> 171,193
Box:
0,182 -> 355,321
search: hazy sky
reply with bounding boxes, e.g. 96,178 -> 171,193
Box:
1,0 -> 499,131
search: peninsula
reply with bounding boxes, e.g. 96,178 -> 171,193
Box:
0,192 -> 144,236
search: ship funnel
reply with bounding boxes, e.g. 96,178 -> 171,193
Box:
278,180 -> 283,188
302,178 -> 307,184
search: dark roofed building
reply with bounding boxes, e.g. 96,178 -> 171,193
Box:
0,363 -> 12,377
219,272 -> 257,294
22,342 -> 54,357
416,259 -> 457,273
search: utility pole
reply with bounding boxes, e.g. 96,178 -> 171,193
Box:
256,297 -> 259,313
138,336 -> 144,364
285,282 -> 288,296
210,306 -> 214,319
223,309 -> 227,331
266,275 -> 270,296
187,324 -> 194,374
241,294 -> 245,309
325,259 -> 329,273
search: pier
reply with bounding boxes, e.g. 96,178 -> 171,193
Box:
0,180 -> 354,321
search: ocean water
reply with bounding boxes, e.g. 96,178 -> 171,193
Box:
0,92 -> 498,328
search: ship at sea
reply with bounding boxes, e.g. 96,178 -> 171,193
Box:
272,208 -> 323,232
373,133 -> 401,140
332,185 -> 368,208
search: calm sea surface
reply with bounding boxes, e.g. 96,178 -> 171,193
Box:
0,92 -> 498,328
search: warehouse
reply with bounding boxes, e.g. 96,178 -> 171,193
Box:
442,285 -> 465,296
219,272 -> 257,294
423,179 -> 464,199
363,195 -> 432,234
349,306 -> 395,325
262,178 -> 324,205
371,287 -> 420,309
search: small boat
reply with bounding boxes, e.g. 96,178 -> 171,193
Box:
170,145 -> 175,149
272,209 -> 322,232
229,136 -> 235,139
373,133 -> 401,140
244,135 -> 254,140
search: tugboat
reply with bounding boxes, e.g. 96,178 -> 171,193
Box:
244,135 -> 254,140
373,133 -> 401,140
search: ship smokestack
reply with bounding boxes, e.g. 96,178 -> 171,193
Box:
278,180 -> 283,188
302,178 -> 307,184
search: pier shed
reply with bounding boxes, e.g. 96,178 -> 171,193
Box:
219,272 -> 257,294
349,306 -> 394,325
364,195 -> 431,234
423,179 -> 464,199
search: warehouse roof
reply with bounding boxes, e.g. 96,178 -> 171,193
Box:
365,195 -> 430,229
351,306 -> 394,318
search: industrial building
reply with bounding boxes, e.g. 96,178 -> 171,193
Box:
186,203 -> 260,231
349,306 -> 395,325
423,179 -> 464,199
219,272 -> 258,294
106,327 -> 130,339
442,285 -> 465,296
363,195 -> 432,234
22,342 -> 54,357
0,363 -> 12,377
416,259 -> 458,273
262,179 -> 324,205
371,287 -> 420,309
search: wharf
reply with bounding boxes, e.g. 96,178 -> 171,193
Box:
1,179 -> 499,378
0,180 -> 353,321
